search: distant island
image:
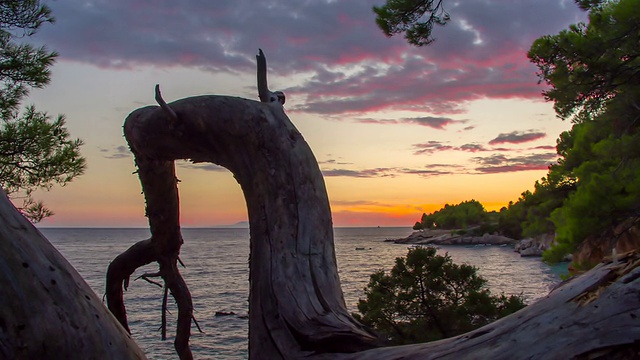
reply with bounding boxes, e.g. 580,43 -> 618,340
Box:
213,221 -> 249,229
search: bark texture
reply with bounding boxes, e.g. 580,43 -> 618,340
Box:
118,95 -> 379,359
0,190 -> 147,359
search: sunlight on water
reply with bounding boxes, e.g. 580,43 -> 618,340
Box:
42,227 -> 561,359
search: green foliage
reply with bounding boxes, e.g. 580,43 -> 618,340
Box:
485,0 -> 640,261
528,0 -> 640,123
416,199 -> 487,230
356,247 -> 526,344
373,0 -> 450,46
527,0 -> 640,261
0,1 -> 85,221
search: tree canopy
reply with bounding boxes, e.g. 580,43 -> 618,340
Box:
373,0 -> 450,46
413,199 -> 488,231
525,0 -> 640,262
0,0 -> 85,221
489,0 -> 640,262
355,247 -> 525,345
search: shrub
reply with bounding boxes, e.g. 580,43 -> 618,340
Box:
355,247 -> 526,344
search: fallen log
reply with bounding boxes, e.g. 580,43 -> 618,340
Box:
0,189 -> 147,359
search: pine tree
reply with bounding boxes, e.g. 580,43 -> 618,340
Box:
0,0 -> 85,221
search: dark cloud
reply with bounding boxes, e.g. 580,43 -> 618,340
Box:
472,153 -> 557,173
321,151 -> 555,177
531,145 -> 556,150
331,200 -> 389,207
357,116 -> 467,129
100,145 -> 130,159
399,168 -> 455,177
413,141 -> 454,155
322,164 -> 458,178
459,143 -> 487,152
319,158 -> 352,165
489,130 -> 546,145
413,141 -> 496,155
34,0 -> 586,116
322,168 -> 397,178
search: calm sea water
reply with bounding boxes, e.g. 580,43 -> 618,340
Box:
40,227 -> 562,359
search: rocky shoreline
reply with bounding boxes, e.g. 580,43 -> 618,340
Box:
389,221 -> 639,270
387,229 -> 553,257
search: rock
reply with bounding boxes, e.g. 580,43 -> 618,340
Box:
520,246 -> 544,257
572,219 -> 640,270
390,230 -> 516,246
515,233 -> 555,257
480,234 -> 515,245
214,311 -> 237,317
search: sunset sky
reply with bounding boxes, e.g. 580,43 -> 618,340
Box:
28,0 -> 588,228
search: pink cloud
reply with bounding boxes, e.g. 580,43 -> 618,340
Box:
37,0 -> 587,116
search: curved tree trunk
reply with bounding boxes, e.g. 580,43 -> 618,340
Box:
0,190 -> 146,359
115,95 -> 379,359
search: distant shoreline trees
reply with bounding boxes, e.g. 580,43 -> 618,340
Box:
412,199 -> 492,232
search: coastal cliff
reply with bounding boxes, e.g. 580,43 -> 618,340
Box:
571,219 -> 640,270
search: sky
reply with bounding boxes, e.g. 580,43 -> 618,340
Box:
26,0 -> 588,228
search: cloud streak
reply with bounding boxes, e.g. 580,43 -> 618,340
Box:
472,153 -> 557,173
489,130 -> 546,145
100,145 -> 130,159
357,116 -> 468,129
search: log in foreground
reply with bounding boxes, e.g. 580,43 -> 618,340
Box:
114,94 -> 379,359
0,189 -> 147,359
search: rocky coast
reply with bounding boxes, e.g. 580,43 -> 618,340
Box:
387,229 -> 557,258
387,229 -> 516,246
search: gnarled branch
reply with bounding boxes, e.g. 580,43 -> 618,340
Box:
154,84 -> 178,122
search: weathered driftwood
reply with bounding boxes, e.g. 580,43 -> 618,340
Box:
0,189 -> 147,359
112,94 -> 379,359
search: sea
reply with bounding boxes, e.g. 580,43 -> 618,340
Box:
40,227 -> 565,359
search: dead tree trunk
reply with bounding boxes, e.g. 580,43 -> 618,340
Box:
113,94 -> 380,359
116,88 -> 640,359
0,189 -> 147,359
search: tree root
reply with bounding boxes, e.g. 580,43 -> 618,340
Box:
107,243 -> 194,359
159,258 -> 193,360
106,238 -> 156,331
